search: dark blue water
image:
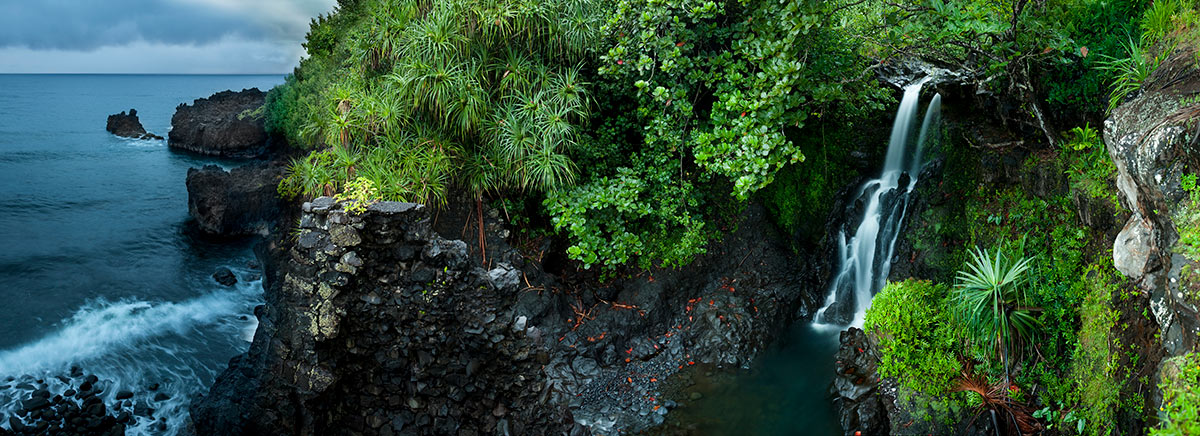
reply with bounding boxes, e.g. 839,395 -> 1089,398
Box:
0,74 -> 283,434
652,326 -> 841,435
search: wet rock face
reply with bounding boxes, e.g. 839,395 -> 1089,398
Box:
190,199 -> 572,435
186,163 -> 287,236
169,89 -> 269,158
105,109 -> 163,140
830,328 -> 889,436
1105,51 -> 1200,355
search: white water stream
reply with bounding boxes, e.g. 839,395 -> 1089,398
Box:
814,79 -> 942,329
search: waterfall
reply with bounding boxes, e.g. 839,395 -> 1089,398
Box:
814,79 -> 942,329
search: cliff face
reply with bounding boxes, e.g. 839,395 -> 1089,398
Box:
1106,50 -> 1200,356
191,198 -> 567,435
191,193 -> 821,434
168,89 -> 269,158
186,163 -> 288,236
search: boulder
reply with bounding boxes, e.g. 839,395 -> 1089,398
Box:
186,163 -> 287,236
169,89 -> 269,158
212,268 -> 238,287
831,328 -> 889,436
1104,49 -> 1200,355
105,109 -> 163,140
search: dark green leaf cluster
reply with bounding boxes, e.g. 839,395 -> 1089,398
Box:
548,0 -> 887,269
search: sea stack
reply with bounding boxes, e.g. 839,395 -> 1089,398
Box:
105,109 -> 163,140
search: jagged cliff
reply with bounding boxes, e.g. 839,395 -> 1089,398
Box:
191,198 -> 568,435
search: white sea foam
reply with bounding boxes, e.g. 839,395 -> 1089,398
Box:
0,269 -> 262,436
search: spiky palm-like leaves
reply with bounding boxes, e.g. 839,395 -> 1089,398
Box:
282,0 -> 602,207
1099,37 -> 1161,112
952,246 -> 1039,374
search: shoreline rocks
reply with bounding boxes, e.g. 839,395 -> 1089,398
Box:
169,89 -> 270,158
1,368 -> 167,436
105,109 -> 163,140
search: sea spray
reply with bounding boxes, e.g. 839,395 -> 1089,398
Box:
0,267 -> 262,436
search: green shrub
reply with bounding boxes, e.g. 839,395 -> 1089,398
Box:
1153,353 -> 1200,435
865,279 -> 963,398
334,176 -> 380,214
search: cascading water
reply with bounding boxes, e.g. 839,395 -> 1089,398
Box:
814,79 -> 942,329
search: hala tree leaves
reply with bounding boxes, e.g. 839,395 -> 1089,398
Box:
276,0 -> 604,205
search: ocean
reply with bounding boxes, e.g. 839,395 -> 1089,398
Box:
0,74 -> 285,435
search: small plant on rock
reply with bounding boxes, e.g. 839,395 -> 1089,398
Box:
335,177 -> 379,215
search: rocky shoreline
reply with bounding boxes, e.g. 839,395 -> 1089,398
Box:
1,368 -> 171,436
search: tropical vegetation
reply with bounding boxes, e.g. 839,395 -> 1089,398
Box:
262,0 -> 1200,433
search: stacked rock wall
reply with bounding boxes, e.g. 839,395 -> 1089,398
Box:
191,198 -> 567,435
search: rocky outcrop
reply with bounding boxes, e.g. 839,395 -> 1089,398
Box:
830,328 -> 889,436
191,196 -> 821,435
1105,49 -> 1200,355
169,89 -> 269,158
105,109 -> 162,140
186,163 -> 287,236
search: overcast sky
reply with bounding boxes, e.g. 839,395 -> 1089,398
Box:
0,0 -> 337,74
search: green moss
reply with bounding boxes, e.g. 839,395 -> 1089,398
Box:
760,110 -> 891,245
1176,174 -> 1200,262
905,127 -> 978,280
1069,266 -> 1123,435
237,104 -> 266,121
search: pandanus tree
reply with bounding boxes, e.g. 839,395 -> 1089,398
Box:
951,246 -> 1042,436
280,0 -> 601,203
952,246 -> 1040,379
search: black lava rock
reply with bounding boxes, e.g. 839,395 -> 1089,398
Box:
106,108 -> 163,140
169,89 -> 269,158
212,268 -> 238,287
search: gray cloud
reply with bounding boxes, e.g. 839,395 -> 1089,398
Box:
0,0 -> 333,49
0,0 -> 335,73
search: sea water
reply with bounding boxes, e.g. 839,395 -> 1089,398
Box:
0,74 -> 283,434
